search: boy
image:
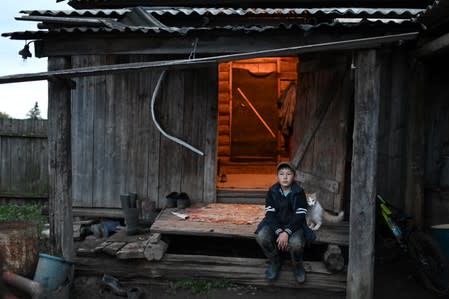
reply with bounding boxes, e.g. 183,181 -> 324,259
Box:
255,162 -> 308,283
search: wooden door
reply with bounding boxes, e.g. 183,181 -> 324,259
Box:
291,56 -> 353,212
230,67 -> 278,161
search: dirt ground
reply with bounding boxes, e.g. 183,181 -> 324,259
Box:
68,258 -> 444,299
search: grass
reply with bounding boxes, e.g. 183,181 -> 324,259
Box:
169,279 -> 232,294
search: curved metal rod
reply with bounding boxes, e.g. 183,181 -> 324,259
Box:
150,70 -> 204,156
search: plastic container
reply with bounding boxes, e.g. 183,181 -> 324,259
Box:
431,224 -> 449,259
33,253 -> 74,291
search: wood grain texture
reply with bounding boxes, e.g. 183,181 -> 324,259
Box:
48,56 -> 73,259
346,50 -> 379,299
74,254 -> 346,292
292,55 -> 352,212
151,207 -> 349,245
0,119 -> 48,198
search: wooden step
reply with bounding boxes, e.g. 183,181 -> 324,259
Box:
74,254 -> 346,292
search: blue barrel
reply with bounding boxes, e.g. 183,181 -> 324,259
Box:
431,224 -> 449,259
33,253 -> 74,291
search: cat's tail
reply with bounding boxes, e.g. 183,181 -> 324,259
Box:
322,210 -> 344,223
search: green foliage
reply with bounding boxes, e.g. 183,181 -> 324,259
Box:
0,111 -> 10,119
0,203 -> 47,234
169,279 -> 232,294
26,101 -> 42,119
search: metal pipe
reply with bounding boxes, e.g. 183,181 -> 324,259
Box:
150,70 -> 204,156
2,271 -> 46,299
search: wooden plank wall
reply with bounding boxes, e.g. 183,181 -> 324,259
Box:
217,57 -> 298,161
291,55 -> 352,212
376,49 -> 411,209
422,58 -> 449,226
71,55 -> 217,210
0,118 -> 48,199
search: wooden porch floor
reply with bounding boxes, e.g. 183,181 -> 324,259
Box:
151,204 -> 349,246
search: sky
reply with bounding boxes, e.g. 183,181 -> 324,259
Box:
0,1 -> 71,119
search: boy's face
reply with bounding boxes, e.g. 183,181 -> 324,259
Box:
277,167 -> 295,189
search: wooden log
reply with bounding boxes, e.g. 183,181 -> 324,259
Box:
48,56 -> 74,260
218,135 -> 230,145
347,49 -> 380,299
143,239 -> 168,261
323,245 -> 345,273
217,146 -> 231,156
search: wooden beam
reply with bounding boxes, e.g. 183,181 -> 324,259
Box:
48,56 -> 74,260
416,32 -> 449,57
346,49 -> 380,299
0,32 -> 418,84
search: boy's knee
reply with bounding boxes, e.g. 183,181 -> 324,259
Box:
256,226 -> 273,246
288,231 -> 305,250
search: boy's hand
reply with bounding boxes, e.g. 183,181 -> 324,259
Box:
277,231 -> 289,251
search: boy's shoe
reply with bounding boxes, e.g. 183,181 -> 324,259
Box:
293,262 -> 306,284
265,257 -> 281,280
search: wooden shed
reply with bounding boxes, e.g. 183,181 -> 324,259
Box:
3,0 -> 448,297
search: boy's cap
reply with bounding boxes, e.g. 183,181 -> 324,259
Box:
276,161 -> 296,174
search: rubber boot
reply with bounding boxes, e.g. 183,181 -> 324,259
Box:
127,208 -> 139,235
292,259 -> 306,284
265,255 -> 281,280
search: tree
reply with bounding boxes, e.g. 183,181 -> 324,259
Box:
27,102 -> 42,119
0,111 -> 10,119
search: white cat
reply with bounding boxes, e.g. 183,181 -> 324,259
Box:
306,193 -> 344,231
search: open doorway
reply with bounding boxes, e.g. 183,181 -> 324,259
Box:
216,57 -> 299,192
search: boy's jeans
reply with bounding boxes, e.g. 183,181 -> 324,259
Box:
255,225 -> 305,262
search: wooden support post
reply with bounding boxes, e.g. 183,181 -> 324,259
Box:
48,57 -> 74,260
347,50 -> 380,299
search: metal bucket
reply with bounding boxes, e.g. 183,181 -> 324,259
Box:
0,221 -> 39,278
431,224 -> 449,259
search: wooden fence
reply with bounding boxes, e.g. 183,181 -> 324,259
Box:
0,118 -> 48,199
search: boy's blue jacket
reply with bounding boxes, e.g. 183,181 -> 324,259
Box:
255,181 -> 309,237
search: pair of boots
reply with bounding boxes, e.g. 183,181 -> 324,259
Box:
265,255 -> 306,284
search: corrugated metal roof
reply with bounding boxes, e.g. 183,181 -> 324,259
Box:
2,19 -> 421,40
3,6 -> 422,40
22,9 -> 128,18
22,7 -> 423,18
